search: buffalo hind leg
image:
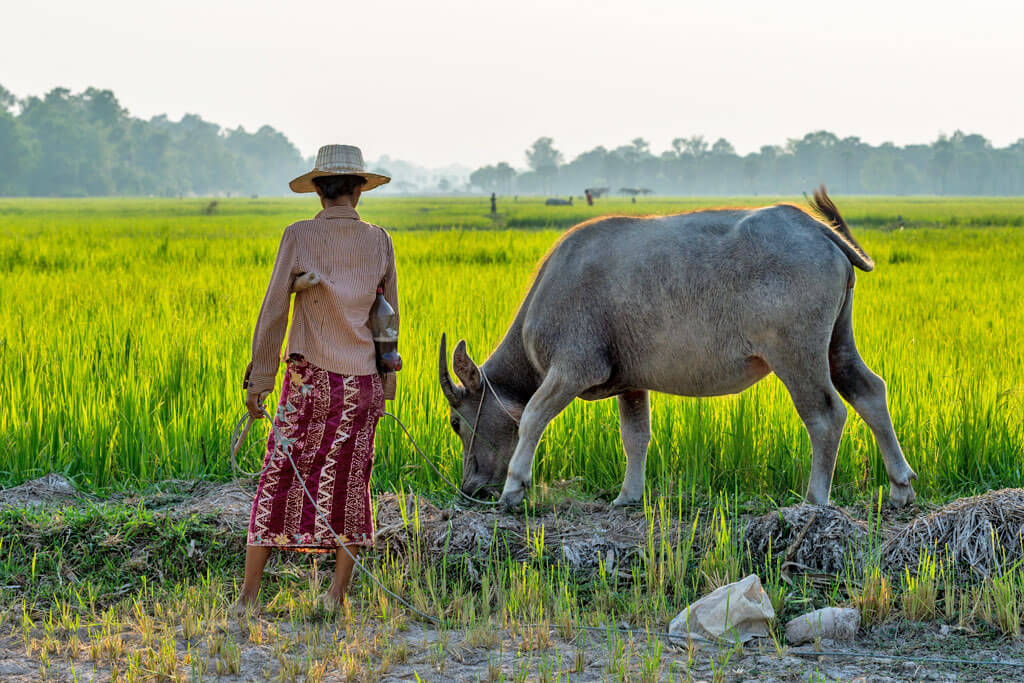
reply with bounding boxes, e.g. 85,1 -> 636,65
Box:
499,368 -> 596,509
613,390 -> 650,507
830,293 -> 916,506
771,353 -> 848,506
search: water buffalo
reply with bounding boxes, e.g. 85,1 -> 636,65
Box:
439,187 -> 916,509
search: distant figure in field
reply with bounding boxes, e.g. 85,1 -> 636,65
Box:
490,192 -> 497,215
632,196 -> 636,204
897,214 -> 905,229
237,144 -> 398,614
585,189 -> 594,206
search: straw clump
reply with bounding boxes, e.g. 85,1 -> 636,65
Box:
882,488 -> 1024,579
745,504 -> 869,576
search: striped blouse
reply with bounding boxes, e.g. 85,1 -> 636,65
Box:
245,204 -> 399,398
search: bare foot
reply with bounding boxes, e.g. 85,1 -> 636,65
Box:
231,594 -> 260,618
322,591 -> 346,612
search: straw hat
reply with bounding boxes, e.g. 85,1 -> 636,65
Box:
289,144 -> 391,193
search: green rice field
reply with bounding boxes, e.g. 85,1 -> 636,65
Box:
1,195 -> 1023,503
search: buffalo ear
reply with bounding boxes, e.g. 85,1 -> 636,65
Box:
452,340 -> 482,393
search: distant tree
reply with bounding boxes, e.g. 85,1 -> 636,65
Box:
837,136 -> 865,193
742,154 -> 760,193
711,138 -> 735,156
0,107 -> 33,194
673,135 -> 708,158
17,87 -> 115,195
0,84 -> 16,112
227,124 -> 304,195
928,134 -> 955,195
860,149 -> 899,194
469,164 -> 499,192
630,137 -> 650,156
494,162 -> 516,194
526,137 -> 563,193
8,82 -> 1024,197
0,84 -> 308,197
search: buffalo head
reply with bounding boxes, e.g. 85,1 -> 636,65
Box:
438,334 -> 521,498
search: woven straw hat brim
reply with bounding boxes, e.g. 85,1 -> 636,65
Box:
289,170 -> 391,194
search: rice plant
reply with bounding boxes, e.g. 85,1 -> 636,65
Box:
0,196 -> 1022,505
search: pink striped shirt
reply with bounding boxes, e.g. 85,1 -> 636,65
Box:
245,204 -> 399,398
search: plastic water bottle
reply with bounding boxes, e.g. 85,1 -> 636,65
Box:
370,287 -> 401,373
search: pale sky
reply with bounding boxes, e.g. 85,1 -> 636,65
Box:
3,0 -> 1022,168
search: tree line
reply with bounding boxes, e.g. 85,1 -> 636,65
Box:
3,84 -> 1024,197
0,84 -> 307,197
472,132 -> 1024,196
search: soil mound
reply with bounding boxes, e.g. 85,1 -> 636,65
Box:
745,504 -> 869,576
373,493 -> 689,576
0,473 -> 81,509
174,482 -> 255,529
882,488 -> 1024,578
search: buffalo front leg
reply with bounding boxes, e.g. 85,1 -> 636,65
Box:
771,355 -> 848,506
498,371 -> 583,509
613,390 -> 650,507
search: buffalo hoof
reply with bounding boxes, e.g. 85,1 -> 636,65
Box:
499,492 -> 524,511
611,493 -> 642,508
888,481 -> 917,508
498,484 -> 526,511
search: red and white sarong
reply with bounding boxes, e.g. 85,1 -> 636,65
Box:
247,358 -> 383,551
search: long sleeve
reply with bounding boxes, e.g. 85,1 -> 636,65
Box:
382,233 -> 399,334
246,228 -> 297,395
381,233 -> 399,400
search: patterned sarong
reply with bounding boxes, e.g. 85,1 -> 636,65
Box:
247,358 -> 384,551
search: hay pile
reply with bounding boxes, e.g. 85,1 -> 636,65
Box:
882,488 -> 1024,578
745,504 -> 869,576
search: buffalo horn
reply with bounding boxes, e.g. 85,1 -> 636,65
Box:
439,333 -> 461,404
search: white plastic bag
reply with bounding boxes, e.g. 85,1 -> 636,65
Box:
669,574 -> 776,644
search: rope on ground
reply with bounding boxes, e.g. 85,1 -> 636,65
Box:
231,408 -> 499,506
232,409 -> 1024,671
257,405 -> 442,625
381,411 -> 500,506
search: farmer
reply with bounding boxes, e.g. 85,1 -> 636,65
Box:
236,144 -> 398,611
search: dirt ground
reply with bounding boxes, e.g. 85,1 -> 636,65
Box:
3,476 -> 1024,681
1,618 -> 1022,681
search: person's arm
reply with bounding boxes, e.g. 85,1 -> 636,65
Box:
382,233 -> 399,334
381,233 -> 399,401
245,227 -> 297,415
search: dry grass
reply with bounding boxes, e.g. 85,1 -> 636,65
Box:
882,488 -> 1024,579
6,479 -> 1024,679
745,504 -> 869,576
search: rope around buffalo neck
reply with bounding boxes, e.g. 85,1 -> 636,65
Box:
464,367 -> 519,489
480,367 -> 520,425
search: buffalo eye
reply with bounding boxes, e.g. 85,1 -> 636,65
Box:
450,417 -> 460,434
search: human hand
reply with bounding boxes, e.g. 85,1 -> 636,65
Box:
246,390 -> 269,419
291,271 -> 321,293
